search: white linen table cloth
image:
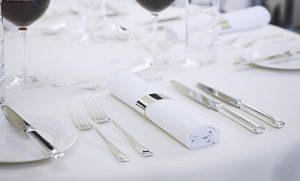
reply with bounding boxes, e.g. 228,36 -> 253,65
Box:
1,1 -> 300,181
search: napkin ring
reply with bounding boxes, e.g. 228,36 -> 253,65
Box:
136,93 -> 169,116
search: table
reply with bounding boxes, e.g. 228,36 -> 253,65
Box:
1,1 -> 300,181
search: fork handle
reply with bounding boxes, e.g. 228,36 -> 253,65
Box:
93,127 -> 130,162
110,119 -> 153,157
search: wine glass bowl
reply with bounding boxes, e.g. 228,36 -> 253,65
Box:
1,0 -> 50,89
136,0 -> 175,12
2,0 -> 49,27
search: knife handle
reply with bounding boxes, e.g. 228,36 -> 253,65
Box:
240,103 -> 285,128
28,130 -> 64,159
219,106 -> 265,134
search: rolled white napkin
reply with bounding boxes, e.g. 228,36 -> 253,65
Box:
166,6 -> 271,42
107,72 -> 219,149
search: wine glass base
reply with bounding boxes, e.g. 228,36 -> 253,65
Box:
6,75 -> 47,90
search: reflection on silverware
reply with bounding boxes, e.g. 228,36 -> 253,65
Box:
197,82 -> 285,128
110,24 -> 151,52
1,105 -> 64,159
84,98 -> 153,157
69,105 -> 130,162
235,50 -> 300,65
170,81 -> 265,134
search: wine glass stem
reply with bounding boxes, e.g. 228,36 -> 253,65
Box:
151,13 -> 159,64
102,0 -> 107,24
19,28 -> 28,80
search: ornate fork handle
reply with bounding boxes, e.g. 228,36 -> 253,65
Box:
93,126 -> 130,162
69,106 -> 130,162
110,119 -> 153,157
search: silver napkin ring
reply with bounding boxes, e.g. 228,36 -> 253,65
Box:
136,93 -> 169,116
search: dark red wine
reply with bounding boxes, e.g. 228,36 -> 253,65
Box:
136,0 -> 175,13
1,0 -> 50,27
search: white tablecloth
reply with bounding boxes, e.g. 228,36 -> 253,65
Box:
1,1 -> 300,181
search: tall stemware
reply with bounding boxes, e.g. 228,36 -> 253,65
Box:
78,0 -> 109,44
2,0 -> 50,89
133,0 -> 175,81
0,0 -> 5,103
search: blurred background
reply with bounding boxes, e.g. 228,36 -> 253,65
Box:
175,0 -> 300,33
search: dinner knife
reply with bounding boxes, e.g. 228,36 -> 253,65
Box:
1,105 -> 64,159
197,82 -> 285,128
170,80 -> 265,134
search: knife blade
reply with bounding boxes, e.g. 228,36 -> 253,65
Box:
197,82 -> 285,128
170,80 -> 265,134
1,105 -> 64,159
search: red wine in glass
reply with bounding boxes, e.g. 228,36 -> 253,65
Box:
2,0 -> 50,27
136,0 -> 175,12
1,0 -> 50,89
133,0 -> 175,81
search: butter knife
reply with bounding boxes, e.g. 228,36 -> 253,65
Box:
1,105 -> 64,159
197,82 -> 285,128
170,81 -> 265,134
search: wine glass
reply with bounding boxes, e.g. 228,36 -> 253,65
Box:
133,0 -> 175,81
78,0 -> 109,44
1,0 -> 50,89
0,0 -> 5,104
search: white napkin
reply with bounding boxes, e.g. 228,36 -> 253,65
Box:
166,6 -> 271,42
107,72 -> 219,149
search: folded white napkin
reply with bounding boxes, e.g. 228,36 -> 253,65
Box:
107,72 -> 219,149
166,6 -> 271,42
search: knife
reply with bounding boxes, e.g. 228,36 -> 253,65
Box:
1,105 -> 64,159
235,50 -> 300,65
197,82 -> 285,128
170,80 -> 265,134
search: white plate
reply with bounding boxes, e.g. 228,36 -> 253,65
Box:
0,115 -> 77,163
253,57 -> 300,70
243,41 -> 300,70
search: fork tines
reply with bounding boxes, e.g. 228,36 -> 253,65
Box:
69,106 -> 93,130
84,98 -> 110,122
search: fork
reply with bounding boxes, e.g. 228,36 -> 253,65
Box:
84,98 -> 153,157
69,106 -> 130,162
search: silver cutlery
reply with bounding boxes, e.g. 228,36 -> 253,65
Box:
41,22 -> 67,35
110,24 -> 151,53
52,81 -> 106,92
197,82 -> 285,128
235,49 -> 300,65
170,81 -> 265,134
83,98 -> 153,157
233,34 -> 283,48
142,15 -> 182,25
1,105 -> 64,159
69,105 -> 130,162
